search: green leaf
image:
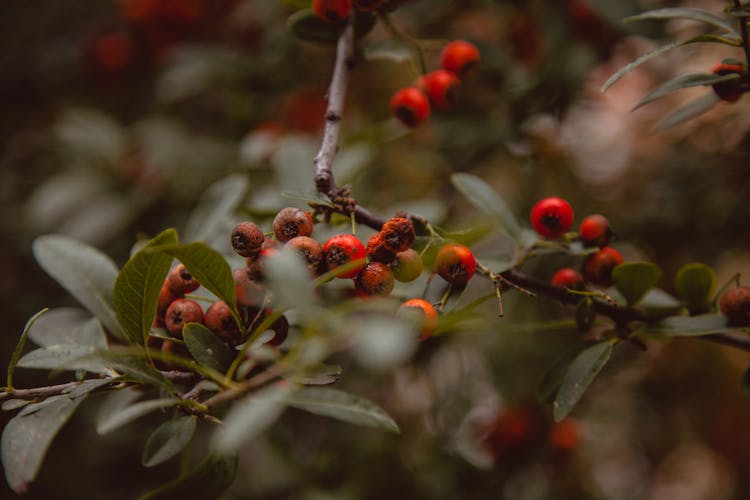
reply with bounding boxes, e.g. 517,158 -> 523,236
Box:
575,297 -> 596,332
142,416 -> 197,468
537,350 -> 579,404
612,262 -> 663,306
140,452 -> 238,500
640,314 -> 736,337
287,9 -> 375,44
213,382 -> 293,453
7,309 -> 47,391
451,173 -> 521,239
675,262 -> 716,309
27,307 -> 107,349
1,391 -> 89,493
624,8 -> 737,34
286,363 -> 343,386
183,175 -> 248,243
17,345 -> 105,373
602,35 -> 740,93
638,288 -> 684,318
286,387 -> 400,433
152,242 -> 241,328
32,235 -> 124,340
363,39 -> 413,63
114,229 -> 178,345
183,323 -> 232,373
88,349 -> 170,388
97,398 -> 183,435
263,248 -> 317,314
553,341 -> 614,422
633,73 -> 741,110
655,92 -> 721,131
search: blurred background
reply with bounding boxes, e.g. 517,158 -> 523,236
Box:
2,0 -> 750,498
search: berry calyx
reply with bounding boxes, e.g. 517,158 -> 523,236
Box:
390,87 -> 431,128
551,268 -> 584,290
312,0 -> 352,23
440,40 -> 480,79
391,248 -> 423,282
204,301 -> 241,346
711,62 -> 747,103
418,70 -> 461,110
354,262 -> 395,298
367,233 -> 397,264
581,246 -> 623,287
399,299 -> 438,339
380,216 -> 416,253
720,286 -> 750,326
323,234 -> 366,279
579,214 -> 612,248
285,236 -> 324,275
165,263 -> 200,295
164,298 -> 204,338
273,207 -> 314,243
231,221 -> 265,258
434,243 -> 477,287
530,197 -> 574,239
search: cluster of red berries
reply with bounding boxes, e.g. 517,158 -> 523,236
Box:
390,40 -> 480,128
530,197 -> 622,289
312,0 -> 387,24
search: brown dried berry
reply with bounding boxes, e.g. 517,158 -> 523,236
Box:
273,207 -> 314,243
355,262 -> 395,298
366,233 -> 397,264
380,217 -> 416,253
165,263 -> 200,295
156,284 -> 181,326
164,298 -> 204,338
231,221 -> 265,258
205,301 -> 242,346
285,236 -> 324,275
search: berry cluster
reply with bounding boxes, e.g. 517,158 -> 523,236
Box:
390,40 -> 480,128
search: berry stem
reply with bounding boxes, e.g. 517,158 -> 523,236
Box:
378,12 -> 428,75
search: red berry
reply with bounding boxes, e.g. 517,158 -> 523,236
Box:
391,249 -> 423,282
233,268 -> 265,307
418,70 -> 461,110
231,221 -> 265,258
354,262 -> 395,298
323,234 -> 366,279
273,207 -> 314,243
380,217 -> 416,253
434,243 -> 476,287
165,263 -> 200,295
399,299 -> 438,339
551,268 -> 584,290
312,0 -> 352,23
720,286 -> 750,326
530,197 -> 574,239
205,301 -> 242,346
440,40 -> 480,79
549,419 -> 580,453
366,233 -> 397,264
164,298 -> 204,338
156,284 -> 181,326
581,246 -> 623,287
390,87 -> 431,128
93,31 -> 133,74
579,214 -> 612,248
285,236 -> 324,275
711,63 -> 747,103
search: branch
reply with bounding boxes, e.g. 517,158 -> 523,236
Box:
0,379 -> 120,401
733,0 -> 750,69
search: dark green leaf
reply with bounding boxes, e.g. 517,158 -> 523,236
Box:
553,341 -> 614,421
537,350 -> 579,404
27,307 -> 107,349
451,173 -> 521,239
655,92 -> 721,131
98,398 -> 183,435
624,8 -> 736,34
633,73 -> 741,110
1,391 -> 89,493
575,297 -> 596,332
612,262 -> 662,306
142,416 -> 197,468
286,363 -> 343,386
675,262 -> 716,309
213,382 -> 293,453
17,345 -> 105,373
286,387 -> 400,433
114,229 -> 178,345
152,242 -> 241,328
140,452 -> 238,500
183,323 -> 232,373
87,349 -> 170,388
7,309 -> 47,390
183,175 -> 248,243
263,248 -> 317,314
32,235 -> 124,339
640,314 -> 736,337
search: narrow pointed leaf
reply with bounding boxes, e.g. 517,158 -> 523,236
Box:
625,8 -> 736,34
140,452 -> 238,500
451,173 -> 521,239
286,387 -> 400,433
32,235 -> 124,339
655,92 -> 720,131
633,73 -> 740,110
183,322 -> 232,373
7,309 -> 47,390
114,228 -> 178,345
553,341 -> 614,421
142,416 -> 197,467
612,261 -> 663,306
98,398 -> 183,435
